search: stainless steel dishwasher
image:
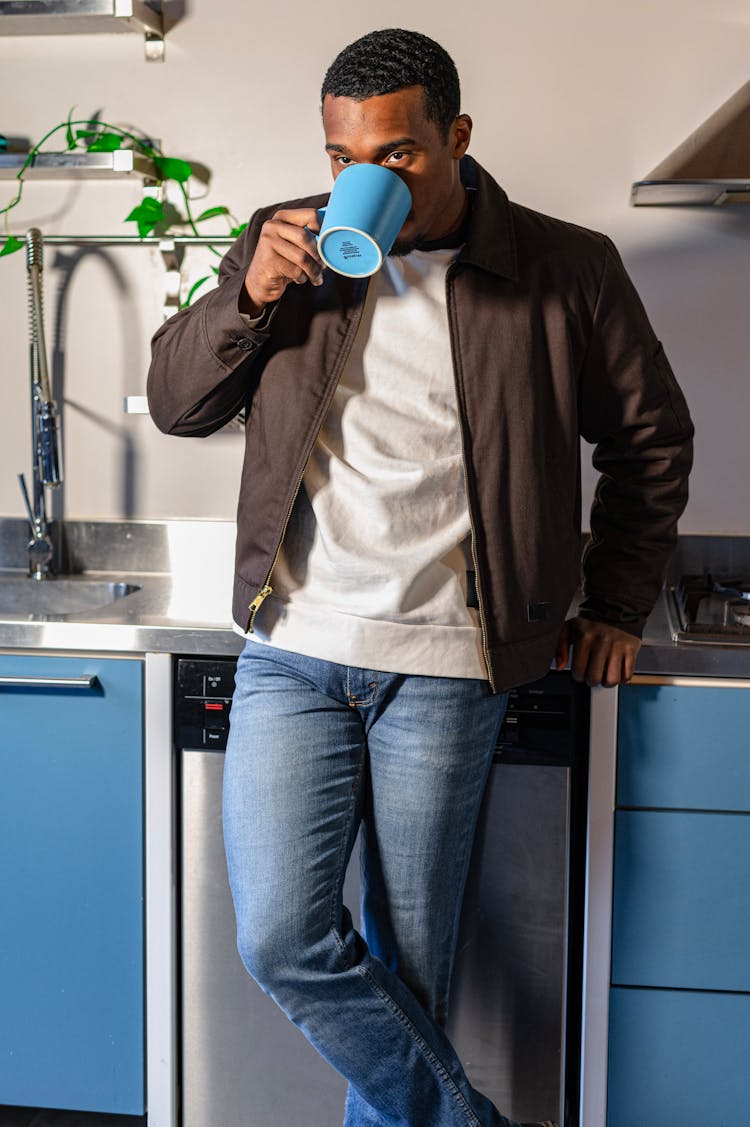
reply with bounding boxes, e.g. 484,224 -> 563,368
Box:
176,662 -> 588,1127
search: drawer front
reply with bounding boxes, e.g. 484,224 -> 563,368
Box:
607,986 -> 750,1127
612,809 -> 750,991
0,654 -> 144,1113
617,683 -> 750,812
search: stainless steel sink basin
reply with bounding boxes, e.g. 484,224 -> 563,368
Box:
0,577 -> 141,616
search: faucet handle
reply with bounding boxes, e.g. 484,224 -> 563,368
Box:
17,472 -> 54,579
17,473 -> 37,532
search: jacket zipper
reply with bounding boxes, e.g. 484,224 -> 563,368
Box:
248,585 -> 273,624
246,479 -> 305,632
445,263 -> 496,691
247,281 -> 370,633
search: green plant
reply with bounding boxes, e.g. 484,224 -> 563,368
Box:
0,111 -> 246,306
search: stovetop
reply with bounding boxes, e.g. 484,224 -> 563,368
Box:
670,573 -> 750,646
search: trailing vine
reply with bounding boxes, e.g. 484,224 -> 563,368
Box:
0,111 -> 245,306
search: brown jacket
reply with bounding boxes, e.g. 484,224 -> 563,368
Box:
147,157 -> 693,691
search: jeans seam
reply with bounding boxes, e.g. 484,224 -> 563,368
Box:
365,670 -> 379,707
327,750 -> 366,956
356,965 -> 482,1127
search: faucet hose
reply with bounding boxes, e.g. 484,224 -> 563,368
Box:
25,228 -> 62,487
26,227 -> 53,405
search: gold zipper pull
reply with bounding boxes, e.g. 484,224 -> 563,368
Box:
247,584 -> 273,632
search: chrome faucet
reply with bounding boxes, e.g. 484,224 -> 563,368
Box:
18,228 -> 63,579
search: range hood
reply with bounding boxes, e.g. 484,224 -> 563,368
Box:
632,80 -> 750,206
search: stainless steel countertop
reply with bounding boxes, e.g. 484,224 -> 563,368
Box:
0,570 -> 245,656
637,589 -> 750,679
0,519 -> 748,677
0,518 -> 244,657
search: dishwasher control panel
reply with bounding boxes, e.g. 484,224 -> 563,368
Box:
495,670 -> 589,765
175,658 -> 588,763
174,658 -> 236,750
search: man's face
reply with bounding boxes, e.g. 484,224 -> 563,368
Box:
322,86 -> 471,253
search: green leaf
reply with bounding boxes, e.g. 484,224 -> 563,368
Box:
229,222 -> 248,238
75,129 -> 98,140
125,197 -> 164,238
0,235 -> 24,257
65,108 -> 76,149
153,155 -> 193,184
183,274 -> 214,307
126,196 -> 163,219
87,132 -> 124,152
194,206 -> 229,222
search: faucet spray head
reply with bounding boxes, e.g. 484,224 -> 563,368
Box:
26,226 -> 44,272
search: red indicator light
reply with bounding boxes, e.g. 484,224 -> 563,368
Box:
204,702 -> 224,711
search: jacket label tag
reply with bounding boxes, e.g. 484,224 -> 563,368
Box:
527,601 -> 552,622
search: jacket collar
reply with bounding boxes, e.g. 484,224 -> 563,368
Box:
457,155 -> 519,282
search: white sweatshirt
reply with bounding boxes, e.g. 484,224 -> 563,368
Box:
239,246 -> 486,679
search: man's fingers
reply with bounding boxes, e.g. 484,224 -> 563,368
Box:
622,643 -> 637,684
570,629 -> 592,683
244,213 -> 327,308
272,216 -> 322,256
602,646 -> 626,689
565,616 -> 641,688
272,207 -> 324,233
265,220 -> 323,279
554,621 -> 570,671
269,241 -> 322,286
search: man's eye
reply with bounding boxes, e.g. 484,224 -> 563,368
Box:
387,151 -> 408,163
335,156 -> 353,166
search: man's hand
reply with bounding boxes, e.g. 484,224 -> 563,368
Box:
243,208 -> 325,315
555,616 -> 641,688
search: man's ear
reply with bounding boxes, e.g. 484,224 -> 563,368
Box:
451,114 -> 473,159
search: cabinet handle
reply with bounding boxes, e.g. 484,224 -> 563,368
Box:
0,674 -> 100,690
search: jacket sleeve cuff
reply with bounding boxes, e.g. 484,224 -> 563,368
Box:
576,597 -> 646,639
201,268 -> 275,369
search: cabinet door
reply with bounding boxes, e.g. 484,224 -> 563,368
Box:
0,654 -> 144,1114
617,682 -> 750,811
611,809 -> 750,991
607,986 -> 750,1127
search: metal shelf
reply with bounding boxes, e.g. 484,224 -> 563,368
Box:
0,1 -> 165,61
631,179 -> 750,207
0,150 -> 158,179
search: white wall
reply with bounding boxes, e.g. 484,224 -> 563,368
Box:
0,0 -> 747,531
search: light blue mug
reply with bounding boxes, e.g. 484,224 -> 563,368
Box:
316,163 -> 412,278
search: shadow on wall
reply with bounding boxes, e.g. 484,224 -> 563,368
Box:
49,247 -> 143,520
622,207 -> 750,344
161,0 -> 188,34
584,208 -> 750,532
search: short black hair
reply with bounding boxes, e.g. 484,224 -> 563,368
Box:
321,29 -> 461,140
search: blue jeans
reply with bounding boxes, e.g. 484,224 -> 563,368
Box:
223,641 -> 516,1127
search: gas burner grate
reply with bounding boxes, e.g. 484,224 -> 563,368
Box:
670,572 -> 750,644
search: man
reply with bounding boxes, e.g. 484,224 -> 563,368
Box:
147,28 -> 693,1127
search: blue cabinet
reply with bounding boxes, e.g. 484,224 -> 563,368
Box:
607,987 -> 750,1127
616,682 -> 750,811
612,809 -> 750,991
607,680 -> 750,1127
0,653 -> 144,1115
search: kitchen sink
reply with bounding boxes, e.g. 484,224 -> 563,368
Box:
0,576 -> 141,616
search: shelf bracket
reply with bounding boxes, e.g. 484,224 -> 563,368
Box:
144,29 -> 164,62
158,237 -> 185,318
